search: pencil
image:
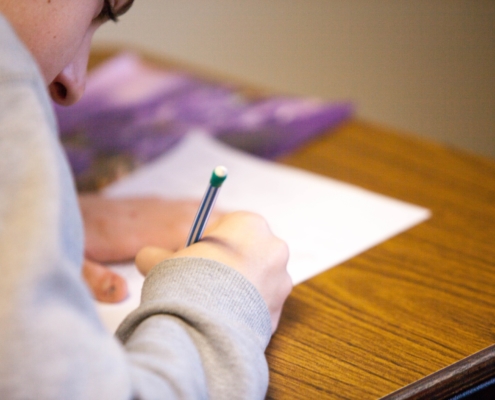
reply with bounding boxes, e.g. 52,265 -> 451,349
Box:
185,165 -> 228,247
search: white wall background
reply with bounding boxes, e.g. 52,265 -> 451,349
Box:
94,0 -> 495,158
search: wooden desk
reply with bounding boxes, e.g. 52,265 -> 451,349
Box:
270,120 -> 495,399
89,49 -> 495,399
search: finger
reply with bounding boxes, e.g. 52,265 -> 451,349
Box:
82,259 -> 128,303
136,246 -> 174,276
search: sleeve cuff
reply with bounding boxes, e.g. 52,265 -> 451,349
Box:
116,257 -> 272,349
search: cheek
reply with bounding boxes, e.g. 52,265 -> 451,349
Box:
28,10 -> 99,84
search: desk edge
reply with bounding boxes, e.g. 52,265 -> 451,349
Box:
380,344 -> 495,400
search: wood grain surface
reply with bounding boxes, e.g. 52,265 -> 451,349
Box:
381,343 -> 495,399
89,48 -> 495,399
268,120 -> 495,399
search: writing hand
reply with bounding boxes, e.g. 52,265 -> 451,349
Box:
135,211 -> 293,333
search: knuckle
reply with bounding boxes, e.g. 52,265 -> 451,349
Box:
231,210 -> 268,228
274,237 -> 290,261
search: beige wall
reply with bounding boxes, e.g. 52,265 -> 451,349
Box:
94,0 -> 495,158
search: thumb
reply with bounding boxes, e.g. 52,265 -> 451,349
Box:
136,246 -> 174,276
82,258 -> 128,303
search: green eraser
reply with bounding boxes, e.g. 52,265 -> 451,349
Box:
210,165 -> 228,187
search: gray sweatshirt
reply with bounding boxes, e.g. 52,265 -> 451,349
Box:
0,14 -> 272,400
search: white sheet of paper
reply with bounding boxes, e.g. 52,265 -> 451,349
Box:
96,132 -> 431,332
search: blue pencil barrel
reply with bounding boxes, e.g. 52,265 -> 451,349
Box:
185,185 -> 220,246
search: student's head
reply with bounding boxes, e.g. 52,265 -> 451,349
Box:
0,0 -> 133,106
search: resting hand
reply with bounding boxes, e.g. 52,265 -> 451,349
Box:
82,258 -> 128,303
79,194 -> 220,303
136,211 -> 293,333
79,194 -> 212,262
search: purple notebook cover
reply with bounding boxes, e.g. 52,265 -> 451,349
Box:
55,53 -> 353,190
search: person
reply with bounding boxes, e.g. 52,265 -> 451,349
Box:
0,1 -> 292,398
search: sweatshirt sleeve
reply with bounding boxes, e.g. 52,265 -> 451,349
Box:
0,13 -> 272,400
117,258 -> 272,399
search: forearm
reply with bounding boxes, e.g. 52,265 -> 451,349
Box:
117,258 -> 272,399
